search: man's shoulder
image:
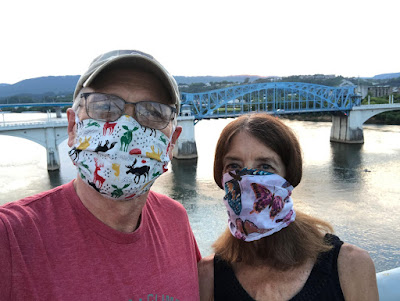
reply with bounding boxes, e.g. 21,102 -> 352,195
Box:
0,181 -> 74,223
148,190 -> 184,206
147,190 -> 186,213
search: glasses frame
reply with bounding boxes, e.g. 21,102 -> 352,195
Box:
79,92 -> 177,130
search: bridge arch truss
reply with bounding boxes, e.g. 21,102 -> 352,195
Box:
180,82 -> 361,120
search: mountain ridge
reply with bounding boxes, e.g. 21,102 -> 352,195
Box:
372,72 -> 400,80
1,73 -> 399,99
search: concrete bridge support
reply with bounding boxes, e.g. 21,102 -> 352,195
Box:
330,104 -> 400,144
45,127 -> 61,170
56,108 -> 62,118
173,105 -> 198,159
330,112 -> 364,144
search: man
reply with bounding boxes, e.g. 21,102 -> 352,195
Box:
0,50 -> 201,300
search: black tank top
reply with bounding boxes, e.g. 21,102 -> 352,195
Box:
214,234 -> 345,301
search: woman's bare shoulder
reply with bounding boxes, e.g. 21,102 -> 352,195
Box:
198,254 -> 215,301
338,243 -> 379,301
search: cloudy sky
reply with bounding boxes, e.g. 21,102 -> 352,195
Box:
0,0 -> 398,84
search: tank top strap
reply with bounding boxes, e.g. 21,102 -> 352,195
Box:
323,233 -> 344,271
290,233 -> 345,301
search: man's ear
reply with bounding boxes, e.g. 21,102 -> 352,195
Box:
171,126 -> 182,144
168,126 -> 182,160
67,108 -> 77,147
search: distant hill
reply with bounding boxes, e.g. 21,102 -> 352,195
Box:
0,76 -> 79,98
372,73 -> 400,80
0,75 -> 266,99
0,73 -> 398,99
174,75 -> 265,84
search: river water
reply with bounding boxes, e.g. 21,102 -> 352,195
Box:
0,112 -> 399,272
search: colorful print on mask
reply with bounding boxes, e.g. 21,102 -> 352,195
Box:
69,115 -> 172,200
222,168 -> 296,242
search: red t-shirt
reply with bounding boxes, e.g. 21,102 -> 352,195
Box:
0,181 -> 201,300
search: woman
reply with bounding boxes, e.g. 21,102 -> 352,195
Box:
198,113 -> 378,301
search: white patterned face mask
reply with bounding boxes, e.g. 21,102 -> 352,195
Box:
69,115 -> 172,200
222,168 -> 296,242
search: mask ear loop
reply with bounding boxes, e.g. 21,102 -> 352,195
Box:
159,121 -> 177,163
72,112 -> 83,146
171,123 -> 177,137
168,122 -> 177,150
74,99 -> 82,124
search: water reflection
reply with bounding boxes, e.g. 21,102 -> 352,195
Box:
170,158 -> 198,203
330,142 -> 363,183
48,170 -> 64,187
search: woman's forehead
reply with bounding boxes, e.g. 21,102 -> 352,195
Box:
225,131 -> 279,157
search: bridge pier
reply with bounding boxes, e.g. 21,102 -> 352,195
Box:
56,108 -> 62,118
330,112 -> 364,144
45,127 -> 61,170
330,104 -> 400,144
173,105 -> 198,159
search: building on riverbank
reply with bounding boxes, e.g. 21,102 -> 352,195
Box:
368,86 -> 393,97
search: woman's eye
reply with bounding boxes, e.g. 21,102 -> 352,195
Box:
260,164 -> 273,171
225,163 -> 240,171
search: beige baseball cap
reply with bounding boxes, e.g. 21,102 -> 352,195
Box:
73,50 -> 180,114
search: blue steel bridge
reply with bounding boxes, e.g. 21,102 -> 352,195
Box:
0,82 -> 361,121
180,82 -> 361,122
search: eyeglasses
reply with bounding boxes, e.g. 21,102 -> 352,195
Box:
79,92 -> 176,130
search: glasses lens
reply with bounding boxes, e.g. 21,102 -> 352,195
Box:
86,93 -> 124,121
135,102 -> 174,129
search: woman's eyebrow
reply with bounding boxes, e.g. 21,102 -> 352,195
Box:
223,156 -> 241,161
255,156 -> 279,165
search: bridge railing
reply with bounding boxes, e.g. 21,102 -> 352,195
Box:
0,102 -> 72,109
0,111 -> 67,128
